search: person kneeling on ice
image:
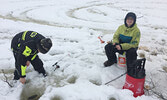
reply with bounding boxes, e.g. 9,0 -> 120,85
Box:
11,31 -> 52,84
104,12 -> 140,67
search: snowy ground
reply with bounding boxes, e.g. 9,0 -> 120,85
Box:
0,0 -> 167,100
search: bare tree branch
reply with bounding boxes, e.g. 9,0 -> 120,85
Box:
1,69 -> 13,87
151,90 -> 167,100
144,73 -> 167,100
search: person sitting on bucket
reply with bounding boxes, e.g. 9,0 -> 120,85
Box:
104,12 -> 140,67
11,31 -> 52,84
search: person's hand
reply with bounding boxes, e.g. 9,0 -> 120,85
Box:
20,78 -> 26,84
116,45 -> 121,50
113,43 -> 116,45
107,41 -> 111,44
26,61 -> 30,67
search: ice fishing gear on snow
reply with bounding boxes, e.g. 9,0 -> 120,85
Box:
52,60 -> 61,71
123,74 -> 145,97
105,72 -> 126,85
123,58 -> 146,97
127,58 -> 146,79
98,36 -> 105,43
52,54 -> 70,71
52,63 -> 60,71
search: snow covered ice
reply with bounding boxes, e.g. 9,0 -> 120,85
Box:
0,0 -> 167,100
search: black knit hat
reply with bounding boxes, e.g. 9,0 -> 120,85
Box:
37,38 -> 52,54
124,12 -> 136,28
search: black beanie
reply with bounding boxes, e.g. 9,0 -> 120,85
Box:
124,12 -> 136,28
37,38 -> 52,54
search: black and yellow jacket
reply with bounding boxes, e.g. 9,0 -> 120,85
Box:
11,31 -> 45,78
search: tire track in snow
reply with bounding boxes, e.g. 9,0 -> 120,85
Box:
0,2 -> 115,34
66,3 -> 113,23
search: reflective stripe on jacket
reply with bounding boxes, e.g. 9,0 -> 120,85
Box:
11,31 -> 45,77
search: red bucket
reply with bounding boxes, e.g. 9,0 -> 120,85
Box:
123,74 -> 145,97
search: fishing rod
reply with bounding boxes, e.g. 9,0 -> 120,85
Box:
98,36 -> 105,43
52,54 -> 70,71
105,72 -> 126,85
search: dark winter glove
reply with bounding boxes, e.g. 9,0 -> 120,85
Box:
115,44 -> 122,50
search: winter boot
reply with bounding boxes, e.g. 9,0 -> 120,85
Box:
104,60 -> 116,67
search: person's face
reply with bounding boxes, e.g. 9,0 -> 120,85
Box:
126,17 -> 134,27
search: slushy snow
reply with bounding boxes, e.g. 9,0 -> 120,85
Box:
0,0 -> 167,100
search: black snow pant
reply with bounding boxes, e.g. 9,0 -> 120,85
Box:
13,52 -> 46,80
104,43 -> 137,68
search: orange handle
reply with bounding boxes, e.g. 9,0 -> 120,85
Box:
98,36 -> 105,43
